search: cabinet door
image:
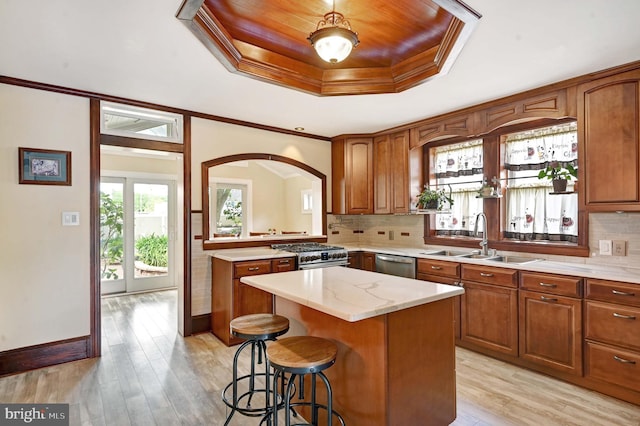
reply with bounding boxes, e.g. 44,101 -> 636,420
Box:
460,281 -> 518,356
346,138 -> 374,214
374,131 -> 413,214
347,251 -> 362,269
578,69 -> 640,209
519,290 -> 583,375
234,279 -> 273,319
374,134 -> 393,214
362,252 -> 376,272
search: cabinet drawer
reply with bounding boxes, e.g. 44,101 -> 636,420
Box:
520,272 -> 583,297
586,279 -> 640,307
417,259 -> 460,278
271,257 -> 296,273
461,264 -> 518,287
585,341 -> 640,393
234,260 -> 272,278
585,301 -> 640,351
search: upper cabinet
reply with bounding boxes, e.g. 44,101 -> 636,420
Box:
578,69 -> 640,211
333,131 -> 422,215
332,137 -> 374,214
374,130 -> 419,214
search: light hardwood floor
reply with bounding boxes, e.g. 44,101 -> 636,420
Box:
1,290 -> 639,425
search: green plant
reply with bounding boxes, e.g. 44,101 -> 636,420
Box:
136,233 -> 168,267
100,192 -> 124,279
538,162 -> 577,181
416,185 -> 454,210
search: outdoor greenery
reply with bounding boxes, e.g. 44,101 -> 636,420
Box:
100,192 -> 124,279
136,233 -> 168,267
216,188 -> 243,235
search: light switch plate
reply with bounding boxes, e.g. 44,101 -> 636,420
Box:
599,240 -> 612,256
62,211 -> 80,226
613,240 -> 627,256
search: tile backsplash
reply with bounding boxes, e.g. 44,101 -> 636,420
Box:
327,212 -> 640,270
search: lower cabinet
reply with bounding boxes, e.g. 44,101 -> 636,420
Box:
417,259 -> 461,339
362,252 -> 376,271
346,251 -> 376,271
518,272 -> 583,376
212,256 -> 295,346
459,264 -> 519,356
347,251 -> 362,269
585,279 -> 640,397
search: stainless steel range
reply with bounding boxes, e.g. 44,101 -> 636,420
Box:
271,242 -> 348,269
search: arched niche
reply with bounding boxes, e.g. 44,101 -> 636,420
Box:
201,153 -> 327,250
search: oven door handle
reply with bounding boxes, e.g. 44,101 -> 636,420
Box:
298,261 -> 348,270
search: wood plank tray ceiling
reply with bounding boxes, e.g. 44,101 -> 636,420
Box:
177,0 -> 481,96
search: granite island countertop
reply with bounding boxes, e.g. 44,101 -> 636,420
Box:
240,266 -> 464,322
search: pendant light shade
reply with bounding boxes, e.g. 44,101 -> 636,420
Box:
308,11 -> 359,64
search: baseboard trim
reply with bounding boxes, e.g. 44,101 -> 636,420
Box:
191,313 -> 211,334
0,336 -> 90,376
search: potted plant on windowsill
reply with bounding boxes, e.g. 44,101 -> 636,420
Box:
416,185 -> 454,211
537,162 -> 577,193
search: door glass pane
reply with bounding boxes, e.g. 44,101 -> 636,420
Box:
133,183 -> 169,279
100,182 -> 124,282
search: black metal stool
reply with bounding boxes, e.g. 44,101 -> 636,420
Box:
222,313 -> 290,425
266,336 -> 345,426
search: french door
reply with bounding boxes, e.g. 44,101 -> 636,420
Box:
100,177 -> 175,295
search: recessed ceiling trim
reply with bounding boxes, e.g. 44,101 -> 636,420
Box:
176,0 -> 481,96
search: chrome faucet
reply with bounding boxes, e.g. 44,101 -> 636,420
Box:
474,212 -> 489,256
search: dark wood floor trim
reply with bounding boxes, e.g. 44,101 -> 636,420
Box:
191,314 -> 211,334
0,336 -> 90,377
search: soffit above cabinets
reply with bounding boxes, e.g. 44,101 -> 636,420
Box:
176,0 -> 481,96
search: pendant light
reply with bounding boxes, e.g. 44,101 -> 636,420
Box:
307,1 -> 359,64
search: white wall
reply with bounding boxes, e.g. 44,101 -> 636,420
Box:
191,118 -> 332,210
0,84 -> 90,352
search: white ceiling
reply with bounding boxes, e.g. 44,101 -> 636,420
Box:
2,0 -> 640,138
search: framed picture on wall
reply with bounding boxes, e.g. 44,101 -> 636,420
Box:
19,147 -> 72,185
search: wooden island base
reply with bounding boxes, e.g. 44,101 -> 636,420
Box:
276,296 -> 457,426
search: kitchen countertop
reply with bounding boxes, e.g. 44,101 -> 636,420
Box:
343,244 -> 640,285
208,246 -> 294,261
209,243 -> 640,285
240,266 -> 464,322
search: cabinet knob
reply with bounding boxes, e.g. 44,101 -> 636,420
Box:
248,267 -> 260,271
540,296 -> 558,303
431,265 -> 442,270
480,272 -> 494,277
539,282 -> 557,288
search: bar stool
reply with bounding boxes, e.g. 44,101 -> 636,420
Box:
267,336 -> 345,426
222,313 -> 290,425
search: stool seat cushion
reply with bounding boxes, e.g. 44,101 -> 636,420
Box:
266,336 -> 337,371
230,314 -> 289,339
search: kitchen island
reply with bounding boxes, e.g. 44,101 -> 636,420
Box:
240,266 -> 464,426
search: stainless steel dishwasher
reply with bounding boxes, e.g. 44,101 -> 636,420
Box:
375,253 -> 416,278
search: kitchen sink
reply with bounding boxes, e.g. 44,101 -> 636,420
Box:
420,250 -> 474,257
464,254 -> 498,259
486,255 -> 542,264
